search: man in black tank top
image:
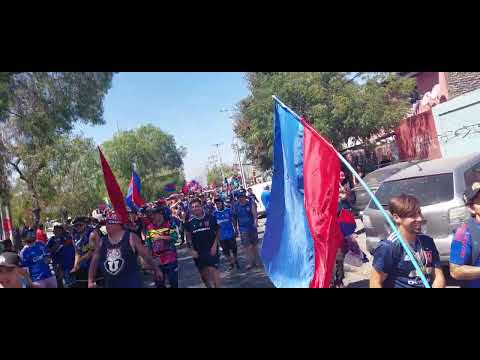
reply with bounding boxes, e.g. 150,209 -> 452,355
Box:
88,210 -> 162,288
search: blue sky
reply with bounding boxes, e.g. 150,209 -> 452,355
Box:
75,72 -> 250,184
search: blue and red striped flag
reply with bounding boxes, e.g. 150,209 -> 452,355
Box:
261,98 -> 343,288
125,169 -> 145,211
164,183 -> 177,193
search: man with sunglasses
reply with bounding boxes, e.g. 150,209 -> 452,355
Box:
71,217 -> 102,288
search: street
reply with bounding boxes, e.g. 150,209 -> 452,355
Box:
179,218 -> 274,288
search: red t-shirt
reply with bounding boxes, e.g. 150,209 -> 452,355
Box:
36,229 -> 48,243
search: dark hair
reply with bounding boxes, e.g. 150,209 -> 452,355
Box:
190,198 -> 202,206
389,194 -> 422,219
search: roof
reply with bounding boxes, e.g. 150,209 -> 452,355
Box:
386,153 -> 480,181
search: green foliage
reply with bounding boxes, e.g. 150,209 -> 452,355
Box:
234,72 -> 416,170
0,72 -> 115,224
207,164 -> 234,186
102,124 -> 186,201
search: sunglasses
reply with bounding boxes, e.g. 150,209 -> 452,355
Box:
0,266 -> 16,273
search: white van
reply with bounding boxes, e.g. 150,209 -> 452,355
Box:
248,181 -> 272,217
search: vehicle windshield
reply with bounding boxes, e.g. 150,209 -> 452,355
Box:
359,166 -> 409,188
369,173 -> 454,209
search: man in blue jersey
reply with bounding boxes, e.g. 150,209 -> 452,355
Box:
370,194 -> 445,288
450,182 -> 480,287
261,185 -> 271,216
46,223 -> 75,288
214,198 -> 240,271
19,229 -> 58,288
233,191 -> 259,271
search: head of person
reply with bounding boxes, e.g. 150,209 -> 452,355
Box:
464,182 -> 480,218
264,185 -> 270,192
339,171 -> 346,182
1,240 -> 13,252
151,206 -> 165,225
127,207 -> 137,223
388,194 -> 423,235
190,198 -> 204,217
105,210 -> 124,235
22,229 -> 36,246
214,198 -> 224,211
0,252 -> 25,288
72,217 -> 87,234
247,188 -> 253,195
53,223 -> 64,237
238,191 -> 248,205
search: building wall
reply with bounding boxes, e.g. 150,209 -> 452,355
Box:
416,72 -> 439,95
447,72 -> 480,99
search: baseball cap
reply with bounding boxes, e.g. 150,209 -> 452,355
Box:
106,210 -> 123,225
0,252 -> 20,267
464,182 -> 480,204
72,216 -> 88,225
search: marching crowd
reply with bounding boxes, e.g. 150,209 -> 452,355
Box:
0,180 -> 271,288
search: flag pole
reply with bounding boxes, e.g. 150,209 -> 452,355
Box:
272,95 -> 431,288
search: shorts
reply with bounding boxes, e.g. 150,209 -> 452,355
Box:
33,276 -> 58,288
220,238 -> 238,257
194,254 -> 219,271
240,229 -> 259,247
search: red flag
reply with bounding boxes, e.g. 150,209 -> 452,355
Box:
301,117 -> 343,288
98,147 -> 129,224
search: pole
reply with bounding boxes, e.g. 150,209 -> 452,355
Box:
233,143 -> 247,189
272,95 -> 431,288
0,200 -> 4,241
212,143 -> 226,181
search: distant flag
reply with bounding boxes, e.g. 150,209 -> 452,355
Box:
261,98 -> 343,288
98,147 -> 129,224
164,183 -> 177,193
125,169 -> 145,211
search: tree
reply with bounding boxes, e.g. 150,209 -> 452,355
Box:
0,72 -> 114,226
101,124 -> 186,201
8,134 -> 105,224
207,164 -> 234,187
233,72 -> 416,170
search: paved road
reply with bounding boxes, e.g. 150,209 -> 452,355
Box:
179,219 -> 274,288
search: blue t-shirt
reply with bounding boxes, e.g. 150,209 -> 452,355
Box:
214,208 -> 236,240
372,233 -> 440,288
233,202 -> 255,233
450,221 -> 480,288
46,234 -> 75,272
261,190 -> 271,213
19,242 -> 56,282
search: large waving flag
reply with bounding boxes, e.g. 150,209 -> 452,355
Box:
98,147 -> 129,224
261,98 -> 342,288
125,169 -> 145,211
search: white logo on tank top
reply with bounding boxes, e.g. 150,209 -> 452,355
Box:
104,247 -> 125,276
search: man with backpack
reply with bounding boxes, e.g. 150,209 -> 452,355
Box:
450,182 -> 480,287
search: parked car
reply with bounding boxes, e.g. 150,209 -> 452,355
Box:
351,161 -> 421,216
362,152 -> 480,264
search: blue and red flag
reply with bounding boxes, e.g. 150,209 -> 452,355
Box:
164,183 -> 177,193
261,99 -> 343,288
125,169 -> 145,211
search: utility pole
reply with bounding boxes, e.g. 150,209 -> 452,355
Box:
212,143 -> 225,181
232,142 -> 247,189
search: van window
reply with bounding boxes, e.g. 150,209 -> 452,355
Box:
369,173 -> 454,209
464,163 -> 480,189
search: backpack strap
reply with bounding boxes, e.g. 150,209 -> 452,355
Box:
467,218 -> 480,266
